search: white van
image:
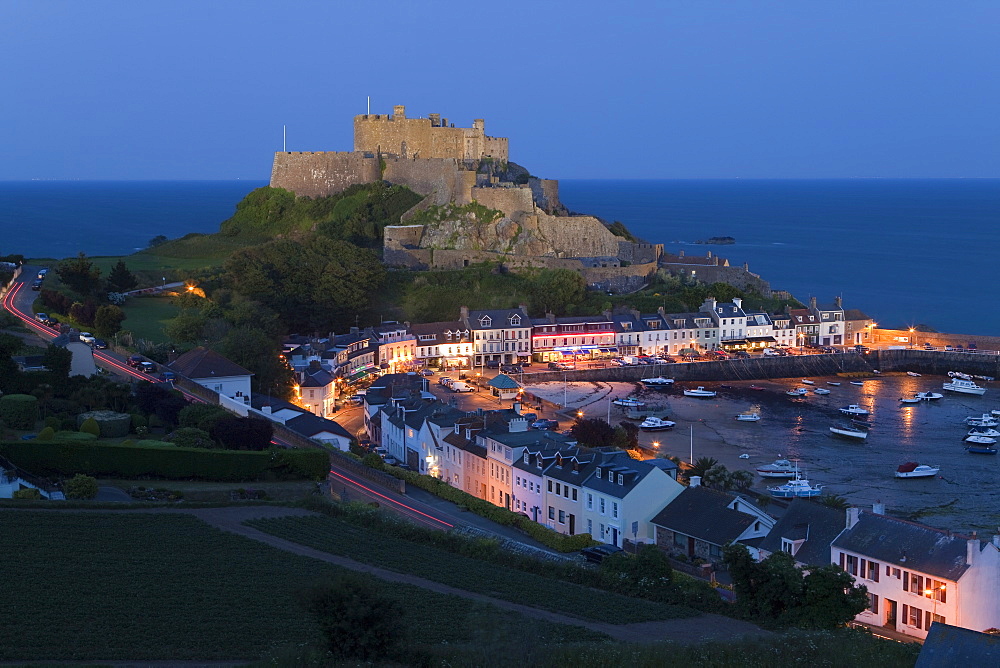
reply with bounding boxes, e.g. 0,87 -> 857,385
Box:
762,348 -> 779,357
450,381 -> 475,393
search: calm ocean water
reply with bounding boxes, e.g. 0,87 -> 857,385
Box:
562,179 -> 1000,337
2,179 -> 997,336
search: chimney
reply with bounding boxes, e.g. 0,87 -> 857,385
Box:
657,306 -> 666,316
546,312 -> 556,324
428,113 -> 440,127
308,360 -> 322,371
846,507 -> 860,529
993,529 -> 1000,549
706,251 -> 712,259
689,476 -> 701,487
678,250 -> 684,258
834,296 -> 843,309
809,296 -> 817,310
732,297 -> 742,310
350,326 -> 359,335
968,533 -> 979,565
518,304 -> 528,314
513,401 -> 522,414
872,500 -> 885,515
460,306 -> 469,322
261,405 -> 272,415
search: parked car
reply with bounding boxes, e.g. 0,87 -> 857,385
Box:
734,351 -> 751,359
31,279 -> 43,290
127,355 -> 144,368
485,360 -> 500,369
44,316 -> 59,328
37,268 -> 48,279
762,348 -> 779,357
93,339 -> 108,349
439,377 -> 454,386
79,332 -> 96,344
34,312 -> 48,323
139,361 -> 157,374
500,364 -> 522,374
531,419 -> 559,430
580,543 -> 624,564
420,368 -> 434,376
450,381 -> 475,393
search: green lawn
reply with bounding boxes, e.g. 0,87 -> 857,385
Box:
0,511 -> 600,662
120,295 -> 179,343
246,514 -> 694,624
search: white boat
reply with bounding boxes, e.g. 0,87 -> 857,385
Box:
991,410 -> 1000,418
830,424 -> 869,440
839,404 -> 870,416
613,397 -> 646,408
850,381 -> 865,386
966,434 -> 998,445
639,416 -> 676,431
738,453 -> 750,459
968,427 -> 1000,437
735,412 -> 761,422
907,372 -> 922,377
683,386 -> 717,398
768,474 -> 823,498
894,462 -> 940,479
756,459 -> 799,478
948,371 -> 973,380
827,382 -> 842,386
943,378 -> 987,396
965,414 -> 999,427
813,388 -> 831,395
639,377 -> 675,389
801,379 -> 815,385
900,397 -> 922,405
786,387 -> 809,396
916,392 -> 943,401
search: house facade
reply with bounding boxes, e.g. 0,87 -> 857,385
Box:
463,306 -> 532,367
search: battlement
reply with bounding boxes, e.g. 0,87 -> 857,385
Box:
354,105 -> 508,162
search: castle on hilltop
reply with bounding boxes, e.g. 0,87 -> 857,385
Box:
268,105 -> 769,295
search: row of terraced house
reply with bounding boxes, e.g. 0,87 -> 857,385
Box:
282,297 -> 873,418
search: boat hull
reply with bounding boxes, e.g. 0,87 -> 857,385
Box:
769,489 -> 823,498
639,424 -> 674,432
895,469 -> 939,478
830,427 -> 868,439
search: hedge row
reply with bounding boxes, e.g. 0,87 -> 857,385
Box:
380,465 -> 596,553
0,441 -> 329,482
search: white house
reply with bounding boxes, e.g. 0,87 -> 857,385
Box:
463,306 -> 532,367
168,346 -> 252,401
701,297 -> 748,351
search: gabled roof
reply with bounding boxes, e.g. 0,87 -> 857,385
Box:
466,308 -> 529,330
916,623 -> 1000,667
582,451 -> 657,499
843,308 -> 872,321
651,486 -> 758,547
168,347 -> 253,379
832,510 -> 973,581
757,499 -> 845,567
300,367 -> 334,388
285,412 -> 352,440
488,374 -> 521,389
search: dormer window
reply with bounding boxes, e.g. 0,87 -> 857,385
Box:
617,473 -> 624,485
595,467 -> 602,479
509,314 -> 521,326
556,455 -> 563,468
479,315 -> 492,327
523,452 -> 529,464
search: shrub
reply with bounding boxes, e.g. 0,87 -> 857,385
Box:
79,418 -> 101,437
64,474 -> 99,499
36,426 -> 55,441
0,394 -> 39,430
130,414 -> 147,432
299,574 -> 402,662
12,488 -> 42,500
166,427 -> 216,449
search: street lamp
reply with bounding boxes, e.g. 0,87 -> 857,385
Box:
909,327 -> 916,349
924,583 -> 946,626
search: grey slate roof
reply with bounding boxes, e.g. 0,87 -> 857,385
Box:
832,510 -> 973,581
300,367 -> 334,388
916,623 -> 1000,667
651,486 -> 757,547
285,412 -> 352,440
466,308 -> 529,330
582,451 -> 656,499
843,308 -> 872,321
757,499 -> 845,567
168,346 -> 253,379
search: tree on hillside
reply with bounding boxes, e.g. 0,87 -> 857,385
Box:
218,326 -> 294,398
570,417 -> 615,448
685,456 -> 719,481
93,305 -> 126,338
528,268 -> 585,316
56,252 -> 102,296
105,259 -> 138,293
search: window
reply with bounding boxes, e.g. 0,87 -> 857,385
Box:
548,506 -> 555,520
612,502 -> 618,519
617,473 -> 623,485
587,519 -> 593,535
558,510 -> 565,524
572,488 -> 577,501
547,480 -> 552,492
587,493 -> 593,510
673,532 -> 686,549
867,593 -> 879,615
555,483 -> 561,495
781,539 -> 794,554
906,604 -> 923,629
599,498 -> 606,514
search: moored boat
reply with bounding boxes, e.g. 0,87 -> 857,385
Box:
900,397 -> 922,405
907,371 -> 922,377
813,388 -> 831,395
748,384 -> 765,391
639,377 -> 675,389
768,474 -> 823,498
639,416 -> 676,431
840,404 -> 870,416
894,462 -> 940,478
964,434 -> 998,445
967,427 -> 1000,438
943,378 -> 987,395
756,459 -> 799,478
850,381 -> 864,386
801,379 -> 815,385
827,382 -> 842,386
683,386 -> 717,398
964,414 -> 999,427
786,387 -> 809,396
830,424 -> 869,440
916,392 -> 943,401
966,443 -> 998,455
735,412 -> 761,422
613,397 -> 646,408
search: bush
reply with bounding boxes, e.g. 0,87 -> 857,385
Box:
165,427 -> 216,449
77,411 -> 132,438
36,426 -> 55,441
79,418 -> 101,437
299,573 -> 402,662
130,414 -> 147,432
64,474 -> 99,499
12,488 -> 42,500
0,394 -> 39,430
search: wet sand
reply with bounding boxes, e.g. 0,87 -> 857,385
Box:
526,374 -> 1000,534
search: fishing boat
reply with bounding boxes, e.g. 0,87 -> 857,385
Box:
943,378 -> 987,396
786,387 -> 809,396
966,443 -> 998,455
907,371 -> 922,377
735,412 -> 761,422
683,386 -> 717,398
827,382 -> 842,386
801,379 -> 815,385
756,459 -> 799,478
900,397 -> 922,405
613,397 -> 646,408
840,404 -> 870,416
639,377 -> 675,390
639,416 -> 676,431
964,414 -> 999,427
964,434 -> 998,445
850,381 -> 864,386
916,392 -> 943,401
894,462 -> 940,479
830,424 -> 869,440
768,474 -> 823,498
813,388 -> 831,395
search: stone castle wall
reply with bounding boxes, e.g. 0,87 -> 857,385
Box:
660,256 -> 772,297
469,185 -> 535,217
383,157 -> 477,206
528,178 -> 562,213
270,151 -> 380,199
354,105 -> 508,162
534,213 -> 623,258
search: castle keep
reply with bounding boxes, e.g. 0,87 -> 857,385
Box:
269,105 -> 774,294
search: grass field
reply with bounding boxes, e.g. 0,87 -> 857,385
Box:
0,511 -> 600,662
246,514 -> 693,624
119,295 -> 179,342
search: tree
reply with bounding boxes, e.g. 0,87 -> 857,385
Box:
210,416 -> 273,450
685,456 -> 719,482
148,235 -> 168,247
218,326 -> 294,398
134,383 -> 187,425
79,417 -> 101,436
569,417 -> 615,448
616,420 -> 640,450
106,259 -> 138,293
794,565 -> 870,629
166,427 -> 217,449
0,394 -> 39,429
56,252 -> 102,295
93,305 -> 126,338
41,345 -> 72,379
165,311 -> 207,343
298,573 -> 402,662
64,474 -> 99,500
178,403 -> 231,432
528,268 -> 586,315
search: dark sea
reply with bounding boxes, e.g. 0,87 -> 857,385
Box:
2,179 -> 998,336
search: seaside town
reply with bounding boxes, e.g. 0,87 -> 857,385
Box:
3,102 -> 999,665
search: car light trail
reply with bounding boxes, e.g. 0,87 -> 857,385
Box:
328,469 -> 453,530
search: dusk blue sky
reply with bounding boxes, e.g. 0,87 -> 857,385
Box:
3,1 -> 998,180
